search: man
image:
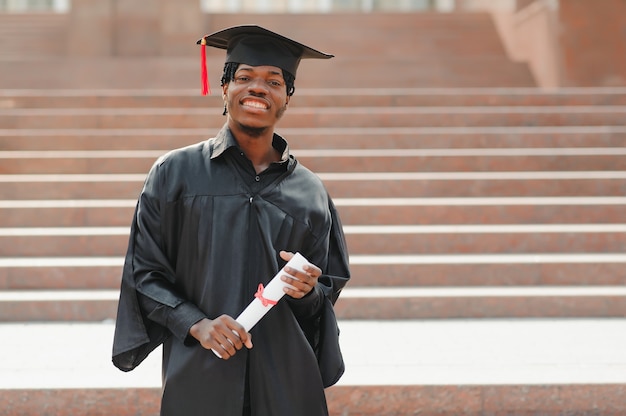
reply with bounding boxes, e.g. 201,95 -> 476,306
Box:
112,25 -> 350,416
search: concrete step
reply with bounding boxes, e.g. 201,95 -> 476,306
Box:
0,250 -> 622,289
1,224 -> 625,257
0,56 -> 535,89
3,148 -> 626,174
4,88 -> 626,108
3,254 -> 626,290
0,14 -> 67,59
2,287 -> 626,321
0,12 -> 508,61
4,197 -> 626,227
2,106 -> 626,129
206,14 -> 505,57
5,384 -> 625,416
0,12 -> 535,88
2,126 -> 626,151
2,172 -> 626,199
3,319 -> 626,414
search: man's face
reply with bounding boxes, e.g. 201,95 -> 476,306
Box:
222,64 -> 290,134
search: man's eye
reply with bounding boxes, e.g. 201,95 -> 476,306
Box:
236,76 -> 249,82
269,81 -> 282,87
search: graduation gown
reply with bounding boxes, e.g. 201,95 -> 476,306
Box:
112,126 -> 350,416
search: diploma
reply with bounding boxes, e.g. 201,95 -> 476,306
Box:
212,252 -> 310,358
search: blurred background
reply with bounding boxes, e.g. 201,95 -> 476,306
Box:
1,0 -> 624,89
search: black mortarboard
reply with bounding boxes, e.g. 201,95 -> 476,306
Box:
196,25 -> 334,95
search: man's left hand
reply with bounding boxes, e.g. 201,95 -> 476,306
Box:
279,250 -> 321,299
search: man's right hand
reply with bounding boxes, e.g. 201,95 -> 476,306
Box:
189,315 -> 253,359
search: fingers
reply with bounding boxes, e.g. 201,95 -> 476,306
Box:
212,332 -> 238,359
279,250 -> 293,262
281,260 -> 321,299
231,325 -> 253,349
196,315 -> 252,359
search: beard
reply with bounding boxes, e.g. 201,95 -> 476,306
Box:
231,102 -> 288,138
236,123 -> 267,137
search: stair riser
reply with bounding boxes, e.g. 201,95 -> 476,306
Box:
2,233 -> 625,256
2,179 -> 626,199
3,154 -> 625,174
2,131 -> 625,150
5,204 -> 626,227
0,66 -> 536,89
5,384 -> 625,416
0,266 -> 122,290
2,110 -> 626,129
2,263 -> 625,290
335,296 -> 626,319
5,93 -> 626,108
2,296 -> 625,321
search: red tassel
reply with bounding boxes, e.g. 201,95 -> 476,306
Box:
200,38 -> 210,96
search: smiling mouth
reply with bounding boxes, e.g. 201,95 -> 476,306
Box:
242,99 -> 268,109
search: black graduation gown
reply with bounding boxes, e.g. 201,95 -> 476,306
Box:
111,126 -> 350,416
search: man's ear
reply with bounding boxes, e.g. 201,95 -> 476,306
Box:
222,83 -> 228,98
286,95 -> 290,106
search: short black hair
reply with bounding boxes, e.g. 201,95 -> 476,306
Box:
220,62 -> 296,96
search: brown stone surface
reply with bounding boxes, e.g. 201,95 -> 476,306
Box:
0,299 -> 118,322
1,261 -> 625,291
1,127 -> 625,151
0,265 -> 122,290
0,12 -> 536,89
324,177 -> 626,198
334,295 -> 626,319
3,107 -> 626,129
2,177 -> 626,200
346,231 -> 626,255
2,262 -> 626,290
5,89 -> 626,109
3,385 -> 626,416
0,206 -> 135,227
347,262 -> 626,287
66,0 -> 114,57
2,388 -> 160,416
5,204 -> 626,228
2,293 -> 626,322
3,5 -> 626,88
0,181 -> 144,200
4,152 -> 626,174
558,0 -> 626,87
2,229 -> 625,257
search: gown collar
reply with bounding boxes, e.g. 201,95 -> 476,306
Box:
210,124 -> 290,163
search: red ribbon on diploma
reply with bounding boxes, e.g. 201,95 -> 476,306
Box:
255,283 -> 278,307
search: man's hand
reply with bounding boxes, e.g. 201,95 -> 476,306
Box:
279,250 -> 321,299
189,316 -> 253,360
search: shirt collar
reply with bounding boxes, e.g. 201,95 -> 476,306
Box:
210,124 -> 291,163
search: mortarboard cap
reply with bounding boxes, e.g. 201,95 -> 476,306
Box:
196,25 -> 334,95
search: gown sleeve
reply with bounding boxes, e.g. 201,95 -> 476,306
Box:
314,194 -> 351,387
112,161 -> 207,372
285,192 -> 350,318
286,192 -> 350,387
320,194 -> 350,303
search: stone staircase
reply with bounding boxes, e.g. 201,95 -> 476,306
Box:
1,7 -> 626,415
0,13 -> 68,60
1,87 -> 626,414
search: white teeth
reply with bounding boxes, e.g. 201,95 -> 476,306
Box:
243,100 -> 267,109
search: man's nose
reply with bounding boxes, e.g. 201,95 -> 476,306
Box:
247,78 -> 269,94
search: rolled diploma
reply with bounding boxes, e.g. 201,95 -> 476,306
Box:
237,252 -> 309,331
212,252 -> 310,357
